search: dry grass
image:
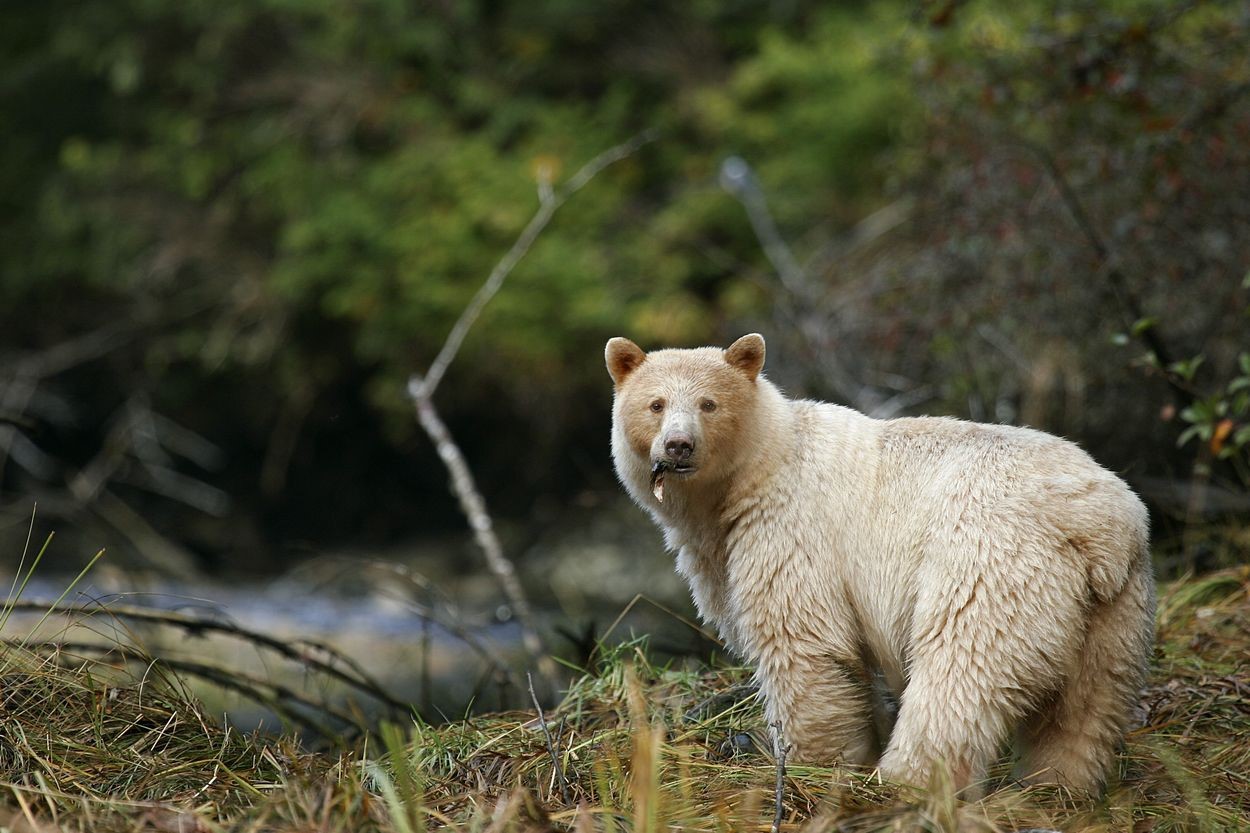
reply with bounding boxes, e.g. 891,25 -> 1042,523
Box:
3,567 -> 1250,832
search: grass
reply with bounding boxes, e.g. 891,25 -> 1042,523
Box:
3,567 -> 1250,832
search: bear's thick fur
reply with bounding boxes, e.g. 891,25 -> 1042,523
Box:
606,333 -> 1155,793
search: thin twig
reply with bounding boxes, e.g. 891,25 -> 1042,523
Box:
19,394 -> 225,574
400,598 -> 520,693
353,560 -> 522,693
719,155 -> 891,412
416,129 -> 657,400
719,156 -> 806,298
408,387 -> 553,683
554,713 -> 567,780
157,657 -> 354,740
1022,140 -> 1193,406
19,639 -> 348,739
0,299 -> 211,484
770,720 -> 793,833
528,670 -> 571,804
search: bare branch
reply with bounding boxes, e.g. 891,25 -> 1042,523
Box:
418,129 -> 657,399
4,599 -> 409,715
720,156 -> 807,299
407,131 -> 657,686
407,381 -> 552,681
3,430 -> 58,479
43,396 -> 232,572
0,298 -> 213,495
89,489 -> 201,575
1021,139 -> 1192,405
721,156 -> 917,415
116,463 -> 231,517
148,411 -> 225,471
7,321 -> 135,380
67,408 -> 134,506
867,385 -> 936,420
24,640 -> 362,740
4,377 -> 230,576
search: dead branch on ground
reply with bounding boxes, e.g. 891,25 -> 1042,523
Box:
15,639 -> 361,741
2,599 -> 408,716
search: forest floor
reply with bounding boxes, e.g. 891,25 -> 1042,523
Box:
2,568 -> 1249,832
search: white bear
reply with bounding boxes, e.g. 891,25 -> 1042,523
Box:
606,333 -> 1154,793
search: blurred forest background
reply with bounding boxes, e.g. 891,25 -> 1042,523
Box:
2,0 -> 1249,627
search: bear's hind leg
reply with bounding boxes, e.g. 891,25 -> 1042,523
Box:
1015,562 -> 1154,793
879,536 -> 1089,795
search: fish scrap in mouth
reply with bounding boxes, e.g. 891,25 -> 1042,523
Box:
650,460 -> 696,503
651,460 -> 669,502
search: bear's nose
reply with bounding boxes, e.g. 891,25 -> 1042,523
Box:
665,432 -> 694,462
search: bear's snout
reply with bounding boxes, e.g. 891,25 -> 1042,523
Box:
663,431 -> 695,464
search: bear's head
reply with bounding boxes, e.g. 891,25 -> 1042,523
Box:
605,334 -> 766,506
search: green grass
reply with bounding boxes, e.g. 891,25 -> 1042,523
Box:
3,568 -> 1250,831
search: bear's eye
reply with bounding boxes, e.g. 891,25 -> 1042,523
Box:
649,400 -> 664,413
701,399 -> 717,413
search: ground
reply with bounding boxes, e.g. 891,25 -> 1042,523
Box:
1,568 -> 1249,832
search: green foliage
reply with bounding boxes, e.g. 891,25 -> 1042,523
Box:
1176,353 -> 1250,463
872,0 -> 1250,491
3,0 -> 914,387
1117,287 -> 1250,473
5,0 -> 1249,562
1,0 -> 930,557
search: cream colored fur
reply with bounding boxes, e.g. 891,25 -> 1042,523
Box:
606,334 -> 1155,794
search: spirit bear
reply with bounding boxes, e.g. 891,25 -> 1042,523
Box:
606,333 -> 1154,793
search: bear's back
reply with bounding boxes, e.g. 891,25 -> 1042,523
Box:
870,413 -> 1147,601
875,415 -> 1112,499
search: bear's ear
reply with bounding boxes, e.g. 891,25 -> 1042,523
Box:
725,333 -> 766,381
605,337 -> 646,385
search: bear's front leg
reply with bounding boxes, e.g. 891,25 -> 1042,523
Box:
758,653 -> 878,766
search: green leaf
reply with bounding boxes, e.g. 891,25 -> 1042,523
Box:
1167,355 -> 1204,382
1131,316 -> 1158,337
1181,399 -> 1219,424
1176,424 -> 1202,448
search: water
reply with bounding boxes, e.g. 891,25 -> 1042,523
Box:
4,574 -> 531,735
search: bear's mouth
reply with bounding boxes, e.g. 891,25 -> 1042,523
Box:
650,460 -> 697,503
